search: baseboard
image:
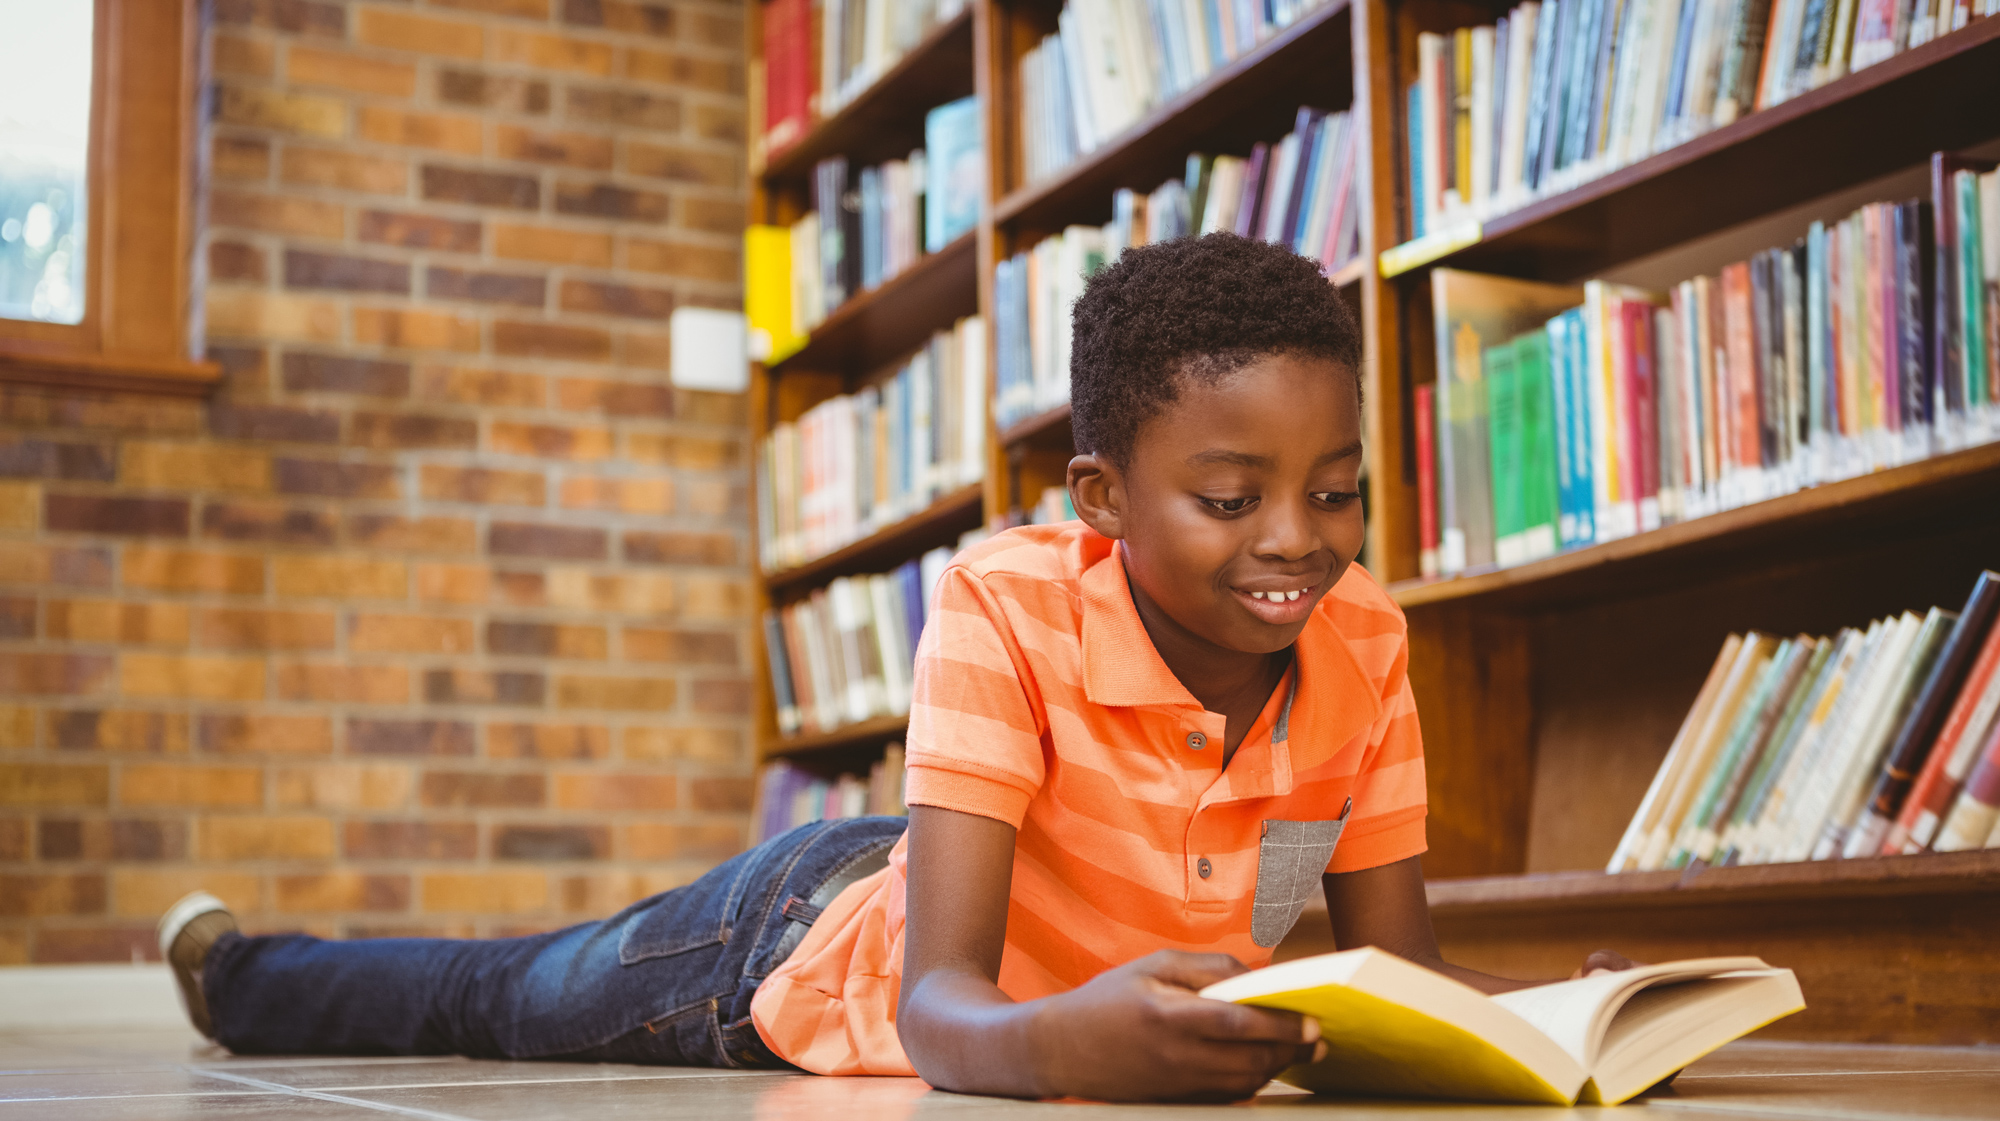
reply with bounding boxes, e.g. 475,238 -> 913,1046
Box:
0,965 -> 185,1031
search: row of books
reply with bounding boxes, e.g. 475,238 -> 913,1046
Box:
761,0 -> 970,153
1015,0 -> 1335,184
994,112 -> 1361,431
1419,154 -> 2000,578
1609,570 -> 2000,873
756,316 -> 988,572
1403,0 -> 1997,242
753,746 -> 908,845
762,541 -> 969,737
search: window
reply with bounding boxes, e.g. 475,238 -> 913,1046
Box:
0,0 -> 217,395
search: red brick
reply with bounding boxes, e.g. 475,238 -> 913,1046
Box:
492,320 -> 612,362
623,48 -> 743,93
623,822 -> 741,861
553,773 -> 673,811
0,764 -> 111,806
416,563 -> 492,604
544,570 -> 674,616
120,653 -> 266,702
343,821 -> 477,859
349,718 -> 476,756
351,613 -> 476,653
121,547 -> 263,595
436,0 -> 551,16
282,352 -> 411,397
0,542 -> 112,587
357,106 -> 485,155
274,556 -> 406,599
554,673 -> 675,711
210,241 -> 267,283
491,28 -> 614,75
32,925 -> 159,964
691,677 -> 751,715
120,764 -> 263,808
0,874 -> 107,917
197,713 -> 334,754
422,165 -> 540,210
565,86 -> 680,130
494,824 -> 608,860
560,476 -> 672,514
624,627 -> 737,665
208,345 -> 271,394
490,421 -> 613,459
688,776 -> 755,813
490,521 -> 607,561
415,365 -> 545,407
623,530 -> 736,566
214,32 -> 276,77
617,328 -> 672,368
275,662 -> 409,704
496,126 -> 613,170
494,570 -> 547,607
207,190 -> 344,239
678,197 -> 746,235
212,136 -> 271,180
288,45 -> 417,97
347,513 -> 478,553
0,595 -> 32,638
486,722 -> 609,759
350,412 -> 479,450
357,8 -> 484,57
200,500 -> 338,546
45,495 -> 188,538
359,209 -> 482,252
423,668 -> 547,706
494,223 -> 612,266
196,815 -> 337,859
421,871 -> 547,913
198,286 -> 343,343
206,404 -> 342,445
622,725 -> 740,762
117,443 -> 271,494
562,0 -> 674,35
421,771 -> 545,808
691,104 -> 746,143
437,69 -> 550,113
274,457 -> 401,499
352,308 -> 482,352
49,709 -> 190,753
0,438 -> 117,480
284,248 -> 411,294
0,653 -> 114,696
419,465 -> 542,507
625,141 -> 739,188
215,85 -> 346,138
554,181 -> 669,222
198,607 -> 336,650
215,0 -> 345,36
683,8 -> 744,47
486,620 -> 607,659
426,266 -> 547,307
0,819 -> 27,860
44,600 -> 192,645
625,237 -> 737,282
275,872 -> 411,912
38,819 -> 187,861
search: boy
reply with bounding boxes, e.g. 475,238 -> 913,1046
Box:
161,235 -> 1621,1101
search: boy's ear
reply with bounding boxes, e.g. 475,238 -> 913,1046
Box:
1067,454 -> 1126,540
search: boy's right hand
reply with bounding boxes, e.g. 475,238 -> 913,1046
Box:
1027,950 -> 1326,1102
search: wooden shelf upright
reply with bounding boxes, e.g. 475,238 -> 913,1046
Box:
746,0 -> 2000,1044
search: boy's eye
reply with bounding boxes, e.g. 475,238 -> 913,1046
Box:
1314,491 -> 1361,506
1201,496 -> 1256,514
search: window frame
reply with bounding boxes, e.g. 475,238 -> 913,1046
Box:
0,0 -> 218,396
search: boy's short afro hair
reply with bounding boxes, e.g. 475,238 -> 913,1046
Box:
1068,233 -> 1362,469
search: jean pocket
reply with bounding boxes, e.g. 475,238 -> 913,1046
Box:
618,856 -> 755,965
1250,805 -> 1352,948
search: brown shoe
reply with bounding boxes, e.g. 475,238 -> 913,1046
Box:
156,891 -> 237,1040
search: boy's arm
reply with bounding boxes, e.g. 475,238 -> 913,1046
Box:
1321,857 -> 1634,993
898,804 -> 1326,1101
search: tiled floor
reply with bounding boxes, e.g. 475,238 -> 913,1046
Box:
3,1029 -> 1997,1120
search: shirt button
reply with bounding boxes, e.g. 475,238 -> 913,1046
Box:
1197,857 -> 1212,879
1186,731 -> 1207,750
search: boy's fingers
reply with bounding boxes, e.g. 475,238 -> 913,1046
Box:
1177,997 -> 1317,1044
1134,950 -> 1249,990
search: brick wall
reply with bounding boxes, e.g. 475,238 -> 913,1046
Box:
0,0 -> 753,964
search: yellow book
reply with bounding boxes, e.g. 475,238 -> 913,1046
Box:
1200,948 -> 1803,1105
745,224 -> 806,364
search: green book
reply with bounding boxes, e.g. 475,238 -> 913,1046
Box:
1185,153 -> 1215,237
1960,171 -> 1990,408
1514,330 -> 1560,561
1485,339 -> 1526,565
1667,639 -> 1801,870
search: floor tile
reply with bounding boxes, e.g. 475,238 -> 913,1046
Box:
0,1093 -> 386,1120
225,1058 -> 756,1092
1646,1070 -> 2000,1121
0,1068 -> 258,1101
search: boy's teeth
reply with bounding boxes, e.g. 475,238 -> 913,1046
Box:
1285,590 -> 1300,601
1249,590 -> 1305,602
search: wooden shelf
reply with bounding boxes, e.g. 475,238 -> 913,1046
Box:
760,9 -> 975,184
1424,850 -> 2000,917
1388,440 -> 2000,612
761,482 -> 984,595
999,401 -> 1071,448
769,231 -> 979,379
992,0 -> 1352,235
763,713 -> 910,759
1377,17 -> 2000,281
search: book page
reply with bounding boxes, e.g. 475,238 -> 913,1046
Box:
1490,958 -> 1769,1068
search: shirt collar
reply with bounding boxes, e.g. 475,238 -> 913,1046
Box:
1078,543 -> 1385,768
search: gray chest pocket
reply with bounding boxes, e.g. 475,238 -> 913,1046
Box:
1250,800 -> 1352,948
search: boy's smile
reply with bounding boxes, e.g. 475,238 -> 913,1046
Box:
1069,350 -> 1366,663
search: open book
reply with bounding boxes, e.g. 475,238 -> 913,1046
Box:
1199,948 -> 1803,1104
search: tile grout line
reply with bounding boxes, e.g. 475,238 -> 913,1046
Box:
308,1071 -> 759,1093
188,1067 -> 481,1121
1677,1068 -> 2000,1079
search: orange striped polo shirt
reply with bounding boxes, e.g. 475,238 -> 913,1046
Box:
749,522 -> 1428,1076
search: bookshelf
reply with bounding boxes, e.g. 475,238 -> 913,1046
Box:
746,0 -> 2000,1043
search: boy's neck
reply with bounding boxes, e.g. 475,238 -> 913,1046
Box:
1125,569 -> 1291,760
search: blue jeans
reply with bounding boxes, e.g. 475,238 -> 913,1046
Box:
204,817 -> 907,1068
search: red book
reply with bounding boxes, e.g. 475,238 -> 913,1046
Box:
1894,607 -> 2000,851
1415,383 -> 1439,578
1720,263 -> 1762,472
1623,301 -> 1660,520
763,0 -> 812,155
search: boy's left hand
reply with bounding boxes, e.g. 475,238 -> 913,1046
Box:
1572,949 -> 1641,979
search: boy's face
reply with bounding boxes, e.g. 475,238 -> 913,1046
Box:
1071,352 -> 1366,655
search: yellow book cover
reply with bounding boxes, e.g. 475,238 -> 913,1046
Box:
745,224 -> 805,364
1200,948 -> 1803,1105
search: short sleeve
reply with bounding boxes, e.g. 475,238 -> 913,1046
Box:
1325,634 -> 1428,874
901,564 -> 1049,828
